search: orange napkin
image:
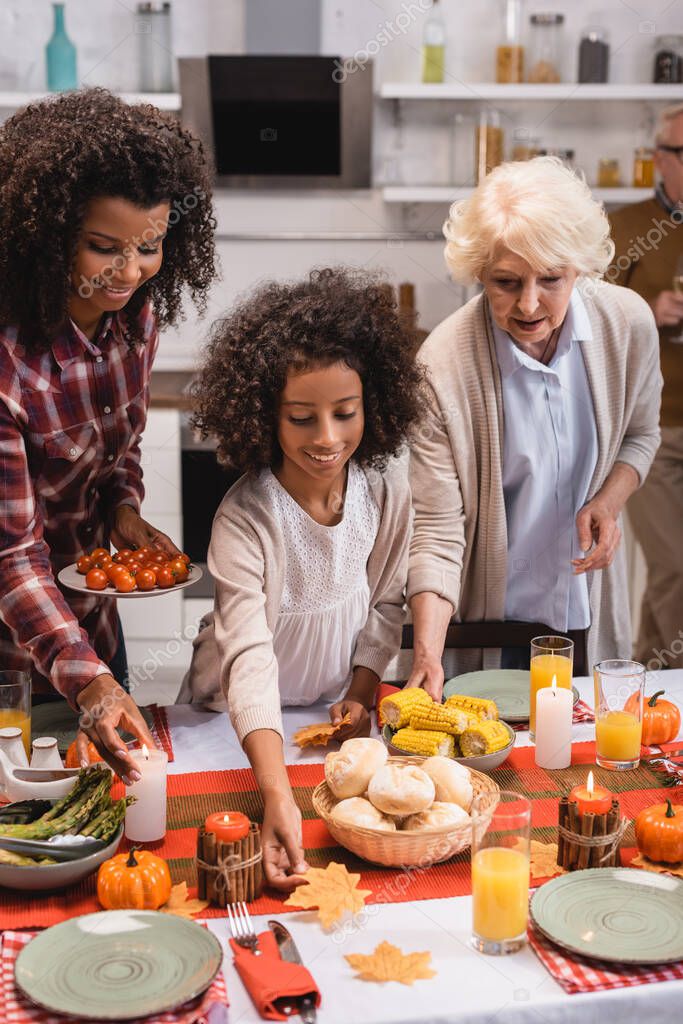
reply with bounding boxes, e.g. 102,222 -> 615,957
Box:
229,929 -> 321,1021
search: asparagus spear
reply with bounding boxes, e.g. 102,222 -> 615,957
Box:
0,773 -> 110,839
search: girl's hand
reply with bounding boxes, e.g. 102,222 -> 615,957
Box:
262,795 -> 309,892
111,505 -> 180,557
329,699 -> 371,740
405,653 -> 444,702
75,673 -> 157,784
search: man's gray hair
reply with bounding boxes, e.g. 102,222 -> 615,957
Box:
656,103 -> 683,144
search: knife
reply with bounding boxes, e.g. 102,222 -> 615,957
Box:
268,920 -> 317,1023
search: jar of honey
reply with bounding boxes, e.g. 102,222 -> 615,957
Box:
597,158 -> 621,188
633,147 -> 655,188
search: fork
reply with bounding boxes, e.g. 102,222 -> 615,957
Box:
226,901 -> 261,956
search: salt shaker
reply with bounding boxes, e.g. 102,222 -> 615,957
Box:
30,736 -> 63,771
0,726 -> 29,768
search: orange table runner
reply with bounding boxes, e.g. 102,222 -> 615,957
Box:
0,742 -> 668,930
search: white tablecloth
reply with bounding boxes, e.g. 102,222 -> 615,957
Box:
164,670 -> 683,1024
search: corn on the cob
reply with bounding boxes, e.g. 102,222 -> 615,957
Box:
445,694 -> 499,721
408,704 -> 475,736
459,720 -> 510,757
380,687 -> 431,728
392,727 -> 455,758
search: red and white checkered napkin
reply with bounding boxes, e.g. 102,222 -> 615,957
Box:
528,925 -> 683,994
512,699 -> 595,733
1,931 -> 228,1024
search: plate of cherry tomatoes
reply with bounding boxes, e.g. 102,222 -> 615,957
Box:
57,546 -> 203,598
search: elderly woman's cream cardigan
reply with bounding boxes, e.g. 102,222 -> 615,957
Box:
407,281 -> 662,671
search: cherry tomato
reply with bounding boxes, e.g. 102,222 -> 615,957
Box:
76,555 -> 93,575
85,568 -> 108,591
149,551 -> 168,566
91,547 -> 109,562
156,566 -> 175,588
113,548 -> 133,564
106,563 -> 128,583
114,571 -> 137,593
168,558 -> 189,582
136,568 -> 157,591
135,547 -> 151,564
179,553 -> 191,566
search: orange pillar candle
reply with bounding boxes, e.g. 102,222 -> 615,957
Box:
204,811 -> 250,842
568,770 -> 612,816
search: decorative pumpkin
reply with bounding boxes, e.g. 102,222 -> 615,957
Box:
635,799 -> 683,864
625,690 -> 681,746
97,848 -> 172,910
65,739 -> 104,768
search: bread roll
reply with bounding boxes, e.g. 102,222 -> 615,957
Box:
330,797 -> 396,831
402,801 -> 471,831
324,738 -> 388,799
421,756 -> 473,811
367,763 -> 435,816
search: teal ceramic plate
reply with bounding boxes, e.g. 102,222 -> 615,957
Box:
382,721 -> 516,771
530,868 -> 683,965
15,910 -> 223,1019
443,669 -> 580,723
32,700 -> 154,755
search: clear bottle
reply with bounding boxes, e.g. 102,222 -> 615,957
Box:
136,2 -> 174,92
633,147 -> 655,188
496,0 -> 525,83
476,108 -> 504,183
653,35 -> 683,84
421,0 -> 446,84
578,26 -> 609,83
45,3 -> 77,92
528,12 -> 564,83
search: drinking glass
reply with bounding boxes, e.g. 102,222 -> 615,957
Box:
529,636 -> 573,740
0,671 -> 31,759
594,659 -> 645,770
471,790 -> 531,955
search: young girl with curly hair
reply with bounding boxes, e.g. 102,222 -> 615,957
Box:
187,267 -> 424,889
0,88 -> 216,784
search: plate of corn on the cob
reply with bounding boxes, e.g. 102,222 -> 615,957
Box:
379,688 -> 515,770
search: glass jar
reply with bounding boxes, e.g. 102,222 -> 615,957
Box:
597,158 -> 621,188
511,136 -> 541,160
653,35 -> 683,83
578,27 -> 609,83
528,12 -> 564,83
496,0 -> 525,83
421,0 -> 446,84
633,147 -> 655,188
136,2 -> 174,92
476,108 -> 504,182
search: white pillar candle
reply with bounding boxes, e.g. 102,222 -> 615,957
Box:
534,677 -> 572,769
124,746 -> 168,842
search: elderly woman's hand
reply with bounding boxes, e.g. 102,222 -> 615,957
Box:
573,496 -> 621,574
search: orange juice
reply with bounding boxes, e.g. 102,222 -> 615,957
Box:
0,708 -> 31,758
472,847 -> 529,941
529,654 -> 572,735
595,710 -> 642,762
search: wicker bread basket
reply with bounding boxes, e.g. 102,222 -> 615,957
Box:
312,755 -> 499,868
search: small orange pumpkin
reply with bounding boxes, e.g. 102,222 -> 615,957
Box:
97,848 -> 172,910
64,739 -> 104,768
625,690 -> 681,746
635,799 -> 683,864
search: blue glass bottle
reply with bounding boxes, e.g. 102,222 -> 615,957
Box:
46,3 -> 78,92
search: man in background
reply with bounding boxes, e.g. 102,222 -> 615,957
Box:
608,103 -> 683,670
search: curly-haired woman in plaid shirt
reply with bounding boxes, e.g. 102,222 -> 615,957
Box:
0,89 -> 217,783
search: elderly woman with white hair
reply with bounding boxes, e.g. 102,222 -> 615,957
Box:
406,156 -> 662,697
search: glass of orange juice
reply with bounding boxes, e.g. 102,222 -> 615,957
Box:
529,636 -> 573,740
471,790 -> 531,955
594,659 -> 645,770
0,671 -> 31,759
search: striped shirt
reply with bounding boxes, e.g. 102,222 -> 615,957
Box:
0,305 -> 158,706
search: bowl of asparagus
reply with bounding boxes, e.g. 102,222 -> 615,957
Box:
0,766 -> 130,891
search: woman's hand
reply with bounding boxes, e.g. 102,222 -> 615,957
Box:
405,652 -> 444,702
111,505 -> 180,557
75,673 -> 157,784
261,794 -> 309,892
329,699 -> 371,740
573,497 -> 621,574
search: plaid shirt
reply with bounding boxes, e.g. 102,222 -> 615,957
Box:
0,305 -> 158,707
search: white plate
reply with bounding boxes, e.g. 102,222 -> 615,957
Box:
57,563 -> 203,599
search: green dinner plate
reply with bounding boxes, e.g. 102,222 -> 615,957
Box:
15,910 -> 223,1020
443,669 -> 579,723
530,868 -> 683,965
31,700 -> 154,755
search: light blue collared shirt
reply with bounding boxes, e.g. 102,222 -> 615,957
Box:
492,288 -> 598,632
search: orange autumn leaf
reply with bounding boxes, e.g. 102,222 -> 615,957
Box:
159,882 -> 210,919
529,840 -> 566,881
293,713 -> 351,748
345,941 -> 436,985
284,861 -> 372,927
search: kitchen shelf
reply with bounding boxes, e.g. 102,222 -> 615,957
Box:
382,186 -> 654,205
379,83 -> 683,102
0,91 -> 181,110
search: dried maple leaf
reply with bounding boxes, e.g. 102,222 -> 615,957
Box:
159,882 -> 210,919
345,941 -> 436,985
284,861 -> 371,927
631,852 -> 683,879
293,713 -> 351,748
529,840 -> 566,880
